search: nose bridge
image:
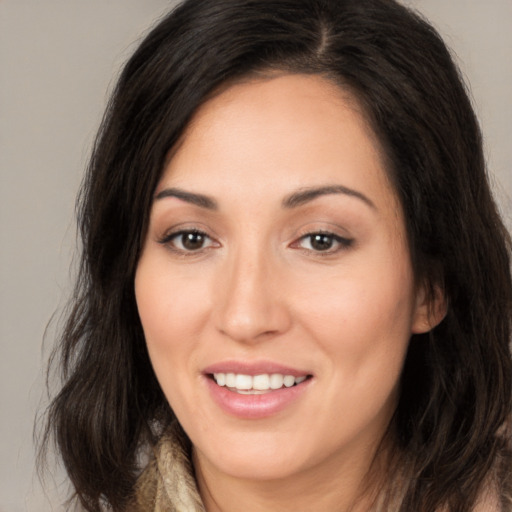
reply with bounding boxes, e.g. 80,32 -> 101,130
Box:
214,237 -> 288,342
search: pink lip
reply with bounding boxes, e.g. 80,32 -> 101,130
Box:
203,360 -> 311,377
202,361 -> 313,420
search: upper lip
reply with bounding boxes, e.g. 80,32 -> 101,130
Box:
203,360 -> 312,377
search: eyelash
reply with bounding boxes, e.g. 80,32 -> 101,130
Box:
158,229 -> 217,254
158,229 -> 353,255
292,231 -> 354,255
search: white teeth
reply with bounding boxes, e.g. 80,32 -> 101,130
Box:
225,373 -> 236,387
212,373 -> 308,393
270,374 -> 284,389
235,374 -> 252,390
283,375 -> 295,387
253,374 -> 270,390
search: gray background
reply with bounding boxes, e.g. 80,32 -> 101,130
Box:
1,1 -> 510,510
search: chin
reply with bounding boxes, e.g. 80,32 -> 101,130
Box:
193,430 -> 314,481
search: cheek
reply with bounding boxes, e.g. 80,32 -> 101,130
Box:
298,270 -> 413,337
296,259 -> 414,430
134,254 -> 213,406
291,248 -> 416,375
135,255 -> 210,344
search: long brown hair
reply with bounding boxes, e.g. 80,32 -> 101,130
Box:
40,0 -> 512,510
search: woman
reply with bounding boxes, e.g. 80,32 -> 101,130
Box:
42,0 -> 512,510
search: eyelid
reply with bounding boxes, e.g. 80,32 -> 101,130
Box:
158,228 -> 210,244
156,221 -> 218,243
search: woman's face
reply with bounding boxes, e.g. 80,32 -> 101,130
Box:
135,74 -> 432,484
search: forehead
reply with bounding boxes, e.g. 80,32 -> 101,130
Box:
160,73 -> 398,215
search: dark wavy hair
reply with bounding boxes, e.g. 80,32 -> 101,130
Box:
40,0 -> 512,510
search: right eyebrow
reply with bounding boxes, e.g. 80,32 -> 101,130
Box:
282,184 -> 376,211
154,187 -> 218,210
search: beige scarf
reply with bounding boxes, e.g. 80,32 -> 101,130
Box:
128,422 -> 205,512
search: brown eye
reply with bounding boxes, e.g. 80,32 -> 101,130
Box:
296,232 -> 353,253
310,234 -> 335,251
180,231 -> 207,250
161,230 -> 215,252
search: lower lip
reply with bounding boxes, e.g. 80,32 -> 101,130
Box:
204,376 -> 311,419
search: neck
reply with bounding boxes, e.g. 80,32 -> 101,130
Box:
193,441 -> 390,512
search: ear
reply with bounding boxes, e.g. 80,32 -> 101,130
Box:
411,282 -> 447,334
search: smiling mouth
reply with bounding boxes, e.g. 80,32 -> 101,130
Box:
210,373 -> 311,394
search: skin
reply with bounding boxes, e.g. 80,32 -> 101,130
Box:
135,74 -> 441,512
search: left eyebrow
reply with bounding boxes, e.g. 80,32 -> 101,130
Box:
154,187 -> 218,210
282,185 -> 376,210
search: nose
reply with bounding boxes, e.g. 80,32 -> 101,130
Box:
213,248 -> 291,343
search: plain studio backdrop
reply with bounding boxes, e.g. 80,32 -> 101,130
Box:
0,1 -> 510,510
